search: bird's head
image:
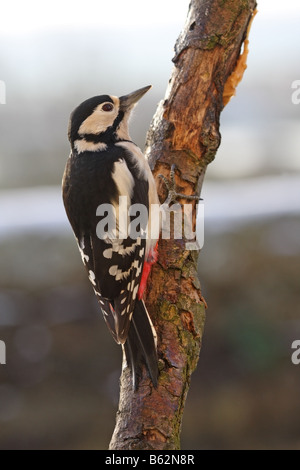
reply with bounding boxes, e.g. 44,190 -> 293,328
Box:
68,85 -> 151,153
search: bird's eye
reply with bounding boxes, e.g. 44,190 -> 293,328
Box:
102,103 -> 114,112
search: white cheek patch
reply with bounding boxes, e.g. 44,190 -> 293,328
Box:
116,112 -> 131,141
78,97 -> 120,135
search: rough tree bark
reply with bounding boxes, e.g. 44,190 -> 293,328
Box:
109,0 -> 257,450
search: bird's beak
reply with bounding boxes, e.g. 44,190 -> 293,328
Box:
119,85 -> 152,110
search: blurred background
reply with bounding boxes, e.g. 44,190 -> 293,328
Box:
0,0 -> 300,450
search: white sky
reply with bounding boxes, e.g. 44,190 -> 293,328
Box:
1,0 -> 300,34
0,0 -> 189,33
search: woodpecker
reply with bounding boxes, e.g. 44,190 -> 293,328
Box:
62,86 -> 159,389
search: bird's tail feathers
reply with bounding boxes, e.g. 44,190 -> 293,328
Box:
124,299 -> 158,390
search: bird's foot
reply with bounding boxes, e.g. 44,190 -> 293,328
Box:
158,164 -> 201,206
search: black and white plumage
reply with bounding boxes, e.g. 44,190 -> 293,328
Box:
62,86 -> 159,389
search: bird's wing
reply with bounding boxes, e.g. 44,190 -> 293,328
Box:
63,147 -> 150,344
78,151 -> 150,344
82,233 -> 147,343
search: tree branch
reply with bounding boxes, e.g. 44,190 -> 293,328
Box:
109,0 -> 257,450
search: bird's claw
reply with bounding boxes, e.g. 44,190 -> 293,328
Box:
158,164 -> 201,206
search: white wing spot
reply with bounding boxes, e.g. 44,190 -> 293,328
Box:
132,284 -> 139,301
110,238 -> 141,257
109,263 -> 134,280
139,247 -> 144,258
88,270 -> 96,286
103,248 -> 113,259
109,265 -> 118,276
77,239 -> 89,264
135,262 -> 142,278
121,297 -> 126,304
93,288 -> 102,297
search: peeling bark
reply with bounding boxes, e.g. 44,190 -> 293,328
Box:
109,0 -> 257,450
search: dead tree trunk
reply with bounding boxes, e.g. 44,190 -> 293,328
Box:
109,0 -> 257,450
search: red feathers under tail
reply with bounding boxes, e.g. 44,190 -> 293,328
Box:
137,242 -> 158,300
